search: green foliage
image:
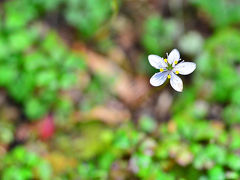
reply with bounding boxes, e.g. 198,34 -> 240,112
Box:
1,0 -> 240,179
141,15 -> 181,55
173,28 -> 240,124
57,119 -> 240,179
1,0 -> 87,120
4,0 -> 38,30
1,120 -> 239,179
196,29 -> 240,124
65,0 -> 114,38
0,147 -> 52,180
0,23 -> 86,120
4,0 -> 116,39
0,0 -> 116,120
138,115 -> 157,133
75,123 -> 143,179
190,0 -> 240,27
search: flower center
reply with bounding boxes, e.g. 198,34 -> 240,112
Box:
167,74 -> 171,79
164,58 -> 177,71
175,71 -> 179,74
160,68 -> 164,72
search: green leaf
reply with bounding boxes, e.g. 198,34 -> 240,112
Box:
0,65 -> 17,86
208,166 -> 225,180
65,0 -> 113,38
8,29 -> 36,52
227,154 -> 240,171
139,116 -> 156,133
4,1 -> 37,29
25,98 -> 48,119
141,15 -> 181,54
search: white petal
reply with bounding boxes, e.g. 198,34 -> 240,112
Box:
168,49 -> 180,65
170,72 -> 183,92
173,62 -> 196,75
148,55 -> 167,69
150,72 -> 168,87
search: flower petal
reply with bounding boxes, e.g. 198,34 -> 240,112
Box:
148,55 -> 167,69
170,72 -> 183,92
150,71 -> 168,87
173,62 -> 196,75
168,49 -> 180,65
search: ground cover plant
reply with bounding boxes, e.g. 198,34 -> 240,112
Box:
0,0 -> 240,179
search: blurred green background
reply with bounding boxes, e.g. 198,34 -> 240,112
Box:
0,0 -> 240,179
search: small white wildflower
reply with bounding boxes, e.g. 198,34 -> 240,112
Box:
148,49 -> 196,92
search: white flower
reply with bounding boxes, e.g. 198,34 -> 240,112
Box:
148,49 -> 196,92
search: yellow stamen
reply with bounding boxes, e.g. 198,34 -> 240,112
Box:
174,60 -> 178,64
175,71 -> 179,74
167,75 -> 171,79
160,68 -> 164,72
164,59 -> 168,63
